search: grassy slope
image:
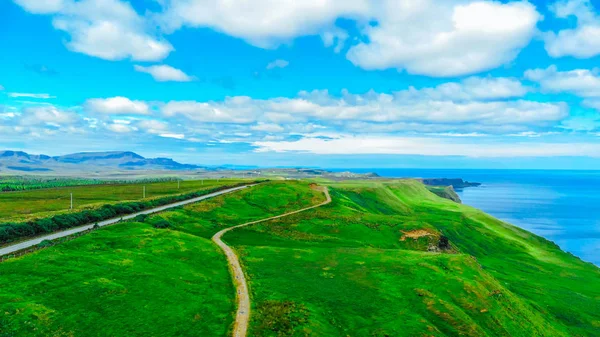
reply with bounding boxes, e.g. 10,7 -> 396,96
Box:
1,179 -> 598,336
0,181 -> 324,337
0,179 -> 243,222
223,180 -> 600,336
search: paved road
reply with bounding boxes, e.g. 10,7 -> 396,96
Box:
0,184 -> 254,257
212,186 -> 331,337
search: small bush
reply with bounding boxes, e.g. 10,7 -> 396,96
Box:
152,219 -> 172,229
133,214 -> 149,223
37,239 -> 53,248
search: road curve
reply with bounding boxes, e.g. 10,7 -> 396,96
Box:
0,184 -> 254,257
212,186 -> 331,337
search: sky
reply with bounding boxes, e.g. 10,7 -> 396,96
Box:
1,0 -> 600,169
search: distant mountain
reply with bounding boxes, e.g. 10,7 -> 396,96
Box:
0,151 -> 202,173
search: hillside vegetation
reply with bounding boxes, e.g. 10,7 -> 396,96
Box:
0,181 -> 324,337
0,179 -> 598,336
225,180 -> 600,336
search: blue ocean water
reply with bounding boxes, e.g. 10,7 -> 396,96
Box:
334,168 -> 600,266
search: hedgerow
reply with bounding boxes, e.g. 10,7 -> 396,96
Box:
0,181 -> 262,244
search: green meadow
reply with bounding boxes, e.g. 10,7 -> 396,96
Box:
1,179 -> 598,336
0,178 -> 243,222
225,180 -> 600,336
0,181 -> 324,337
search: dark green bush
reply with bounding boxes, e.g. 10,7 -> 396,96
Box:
37,240 -> 53,248
133,214 -> 148,223
152,219 -> 172,229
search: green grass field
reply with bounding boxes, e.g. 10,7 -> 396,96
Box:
0,179 -> 598,336
224,180 -> 600,336
0,181 -> 324,337
0,179 -> 243,222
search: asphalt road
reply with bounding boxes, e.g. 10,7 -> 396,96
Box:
0,184 -> 253,257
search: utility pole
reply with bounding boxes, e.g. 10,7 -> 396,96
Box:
70,193 -> 73,211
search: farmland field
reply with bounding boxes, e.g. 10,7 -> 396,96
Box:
0,178 -> 244,222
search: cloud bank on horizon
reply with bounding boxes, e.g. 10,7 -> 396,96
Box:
1,0 -> 600,168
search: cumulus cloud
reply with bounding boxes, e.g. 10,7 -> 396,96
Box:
583,99 -> 600,111
106,123 -> 134,133
134,64 -> 194,82
250,123 -> 285,133
157,0 -> 540,77
14,0 -> 172,61
137,119 -> 170,133
346,1 -> 541,76
159,133 -> 185,139
525,65 -> 600,97
159,0 -> 368,48
85,96 -> 150,115
8,93 -> 55,99
397,76 -> 529,101
19,106 -> 79,126
252,134 -> 600,157
544,0 -> 600,58
13,0 -> 63,14
266,59 -> 289,70
156,81 -> 566,131
162,97 -> 258,123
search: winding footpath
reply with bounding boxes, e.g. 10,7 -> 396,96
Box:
0,184 -> 254,257
212,186 -> 331,337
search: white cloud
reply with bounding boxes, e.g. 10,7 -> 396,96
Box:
13,0 -> 64,14
19,106 -> 79,126
15,0 -> 172,61
250,123 -> 285,133
582,99 -> 600,111
0,85 -> 4,91
525,65 -> 600,97
159,1 -> 540,77
157,85 -> 566,133
544,0 -> 600,58
159,0 -> 368,48
162,97 -> 259,123
560,116 -> 600,131
8,93 -> 55,99
266,59 -> 289,70
397,76 -> 529,101
134,64 -> 194,82
137,119 -> 169,133
252,135 -> 600,157
346,1 -> 541,76
85,96 -> 150,115
159,133 -> 185,139
106,123 -> 134,133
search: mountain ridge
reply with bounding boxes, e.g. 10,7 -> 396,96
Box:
0,150 -> 202,173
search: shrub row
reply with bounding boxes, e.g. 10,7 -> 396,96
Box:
0,181 -> 262,245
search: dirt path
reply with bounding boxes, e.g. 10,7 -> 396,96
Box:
212,186 -> 331,337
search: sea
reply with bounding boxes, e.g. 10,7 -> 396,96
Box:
333,168 -> 600,266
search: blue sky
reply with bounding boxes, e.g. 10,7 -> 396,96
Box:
1,0 -> 600,169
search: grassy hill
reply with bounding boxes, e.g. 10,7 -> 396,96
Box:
225,180 -> 600,336
0,179 -> 598,336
